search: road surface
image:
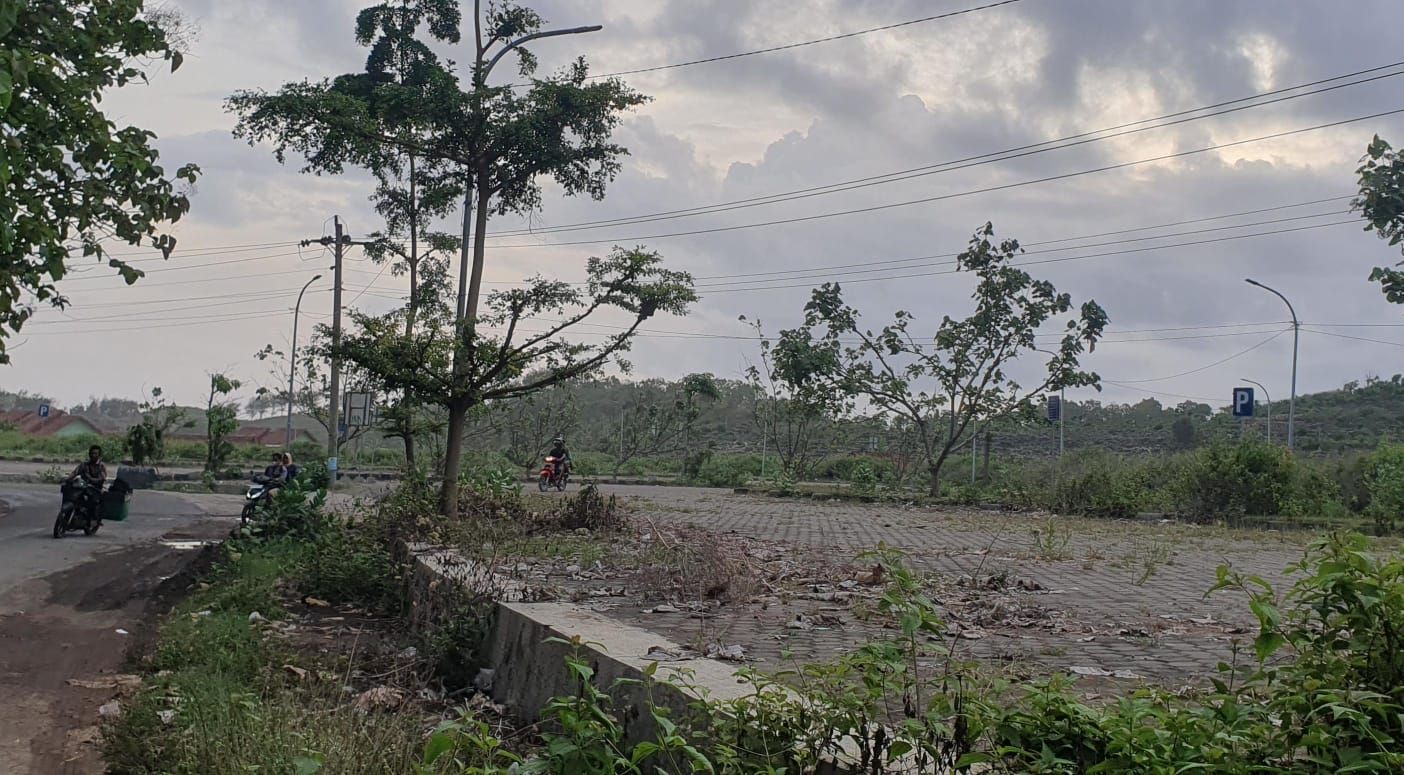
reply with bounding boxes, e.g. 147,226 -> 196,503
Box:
0,484 -> 234,774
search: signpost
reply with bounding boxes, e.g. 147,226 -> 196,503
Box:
1047,394 -> 1065,457
1233,387 -> 1255,440
37,404 -> 49,418
343,392 -> 373,428
1232,387 -> 1255,418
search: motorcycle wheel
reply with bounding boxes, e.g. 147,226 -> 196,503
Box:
241,501 -> 256,527
53,504 -> 72,539
538,474 -> 549,492
556,475 -> 567,492
83,519 -> 101,536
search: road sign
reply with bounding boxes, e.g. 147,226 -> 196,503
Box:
1046,395 -> 1062,422
343,392 -> 373,427
37,404 -> 49,418
1232,387 -> 1255,418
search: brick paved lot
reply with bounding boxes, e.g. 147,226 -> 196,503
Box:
577,485 -> 1357,687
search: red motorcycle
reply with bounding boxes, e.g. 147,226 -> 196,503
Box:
538,456 -> 569,492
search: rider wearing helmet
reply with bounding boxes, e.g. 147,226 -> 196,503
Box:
548,436 -> 571,478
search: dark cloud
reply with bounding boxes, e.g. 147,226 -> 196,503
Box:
7,0 -> 1404,408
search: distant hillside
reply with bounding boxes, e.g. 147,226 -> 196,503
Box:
6,374 -> 1404,459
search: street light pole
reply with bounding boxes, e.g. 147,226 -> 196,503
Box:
1245,279 -> 1299,451
286,274 -> 323,450
1241,377 -> 1272,444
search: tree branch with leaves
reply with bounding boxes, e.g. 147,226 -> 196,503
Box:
771,224 -> 1108,496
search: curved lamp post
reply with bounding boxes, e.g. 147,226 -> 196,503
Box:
286,274 -> 323,449
1245,278 -> 1298,451
1240,377 -> 1272,444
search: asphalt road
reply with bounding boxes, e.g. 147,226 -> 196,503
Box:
0,484 -> 233,598
0,485 -> 234,773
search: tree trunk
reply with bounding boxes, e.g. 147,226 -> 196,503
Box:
927,464 -> 941,499
439,397 -> 469,518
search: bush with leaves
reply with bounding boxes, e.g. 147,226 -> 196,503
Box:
1360,443 -> 1404,532
1177,439 -> 1297,523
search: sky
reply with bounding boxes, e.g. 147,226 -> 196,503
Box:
8,0 -> 1404,414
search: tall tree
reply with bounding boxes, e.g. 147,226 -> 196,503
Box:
205,374 -> 242,474
773,224 -> 1108,496
1354,135 -> 1404,304
0,0 -> 199,361
229,1 -> 654,517
611,374 -> 720,481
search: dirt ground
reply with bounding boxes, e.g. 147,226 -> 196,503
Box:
0,521 -> 225,774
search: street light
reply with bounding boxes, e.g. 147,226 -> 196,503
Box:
1240,377 -> 1272,444
286,274 -> 323,450
1244,278 -> 1299,451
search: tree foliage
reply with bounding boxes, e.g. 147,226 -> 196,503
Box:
0,0 -> 199,361
1354,135 -> 1404,303
205,374 -> 242,473
772,224 -> 1108,495
611,374 -> 719,479
229,1 -> 655,517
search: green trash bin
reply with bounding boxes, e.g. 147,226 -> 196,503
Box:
102,489 -> 131,522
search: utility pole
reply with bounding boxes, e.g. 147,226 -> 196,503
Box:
301,217 -> 376,485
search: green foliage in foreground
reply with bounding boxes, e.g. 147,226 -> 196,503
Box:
109,472 -> 1404,773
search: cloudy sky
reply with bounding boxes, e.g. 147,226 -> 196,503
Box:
10,0 -> 1404,415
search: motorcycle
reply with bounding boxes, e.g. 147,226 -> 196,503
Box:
53,479 -> 128,538
538,456 -> 569,492
240,474 -> 283,527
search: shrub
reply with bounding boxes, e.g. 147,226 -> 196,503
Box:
1178,440 -> 1297,523
692,454 -> 759,488
1361,443 -> 1404,532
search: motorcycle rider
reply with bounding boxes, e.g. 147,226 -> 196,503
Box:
65,445 -> 108,519
547,436 -> 571,480
69,445 -> 108,488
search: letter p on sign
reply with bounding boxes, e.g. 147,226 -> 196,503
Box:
1232,387 -> 1255,418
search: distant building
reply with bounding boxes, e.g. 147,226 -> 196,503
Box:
0,409 -> 106,438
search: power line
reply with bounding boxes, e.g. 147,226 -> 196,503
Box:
692,209 -> 1347,289
1100,381 -> 1224,404
487,62 -> 1404,239
697,219 -> 1356,294
689,198 -> 1353,282
1110,329 -> 1290,383
59,250 -> 309,281
1302,328 -> 1404,348
517,0 -> 1027,86
482,108 -> 1404,248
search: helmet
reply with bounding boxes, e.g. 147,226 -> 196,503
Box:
552,436 -> 564,444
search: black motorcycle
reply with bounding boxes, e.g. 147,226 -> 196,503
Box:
53,480 -> 104,538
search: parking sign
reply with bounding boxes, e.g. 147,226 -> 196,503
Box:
1232,387 -> 1255,418
37,404 -> 50,418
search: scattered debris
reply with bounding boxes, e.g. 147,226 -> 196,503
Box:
282,665 -> 308,681
158,710 -> 177,726
303,597 -> 332,608
97,701 -> 123,719
353,686 -> 405,711
706,643 -> 747,662
1070,666 -> 1140,679
248,611 -> 267,624
114,629 -> 129,636
644,604 -> 681,614
67,675 -> 141,690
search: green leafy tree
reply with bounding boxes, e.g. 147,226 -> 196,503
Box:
336,246 -> 696,494
1355,135 -> 1404,303
0,0 -> 200,361
492,383 -> 579,477
204,374 -> 241,473
772,224 -> 1108,496
229,1 -> 651,517
125,386 -> 190,465
611,374 -> 719,481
